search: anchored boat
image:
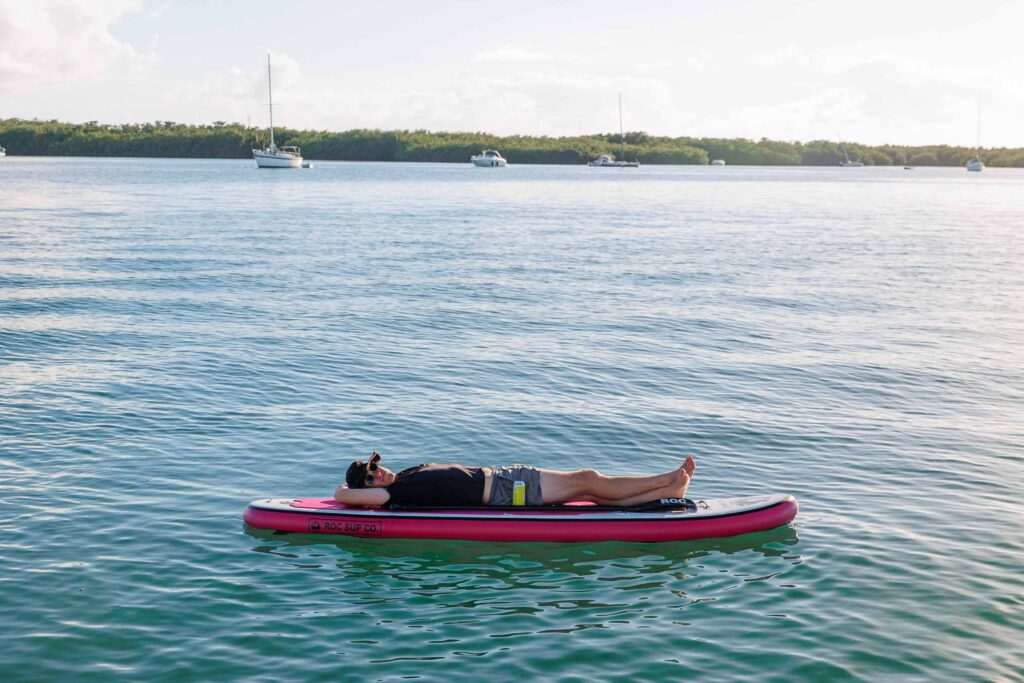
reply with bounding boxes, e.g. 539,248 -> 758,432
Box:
253,54 -> 305,169
590,93 -> 639,168
966,104 -> 985,172
470,150 -> 508,167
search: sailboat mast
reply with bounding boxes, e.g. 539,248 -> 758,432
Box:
618,92 -> 625,161
976,103 -> 981,156
267,54 -> 275,150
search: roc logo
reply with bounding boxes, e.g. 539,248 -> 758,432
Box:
660,498 -> 687,505
307,517 -> 382,537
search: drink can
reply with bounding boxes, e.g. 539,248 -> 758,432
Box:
512,480 -> 526,506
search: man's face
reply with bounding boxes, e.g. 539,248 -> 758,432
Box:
366,465 -> 396,488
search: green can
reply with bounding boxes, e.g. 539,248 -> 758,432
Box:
512,480 -> 526,506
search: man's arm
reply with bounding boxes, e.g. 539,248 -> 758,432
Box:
334,485 -> 390,507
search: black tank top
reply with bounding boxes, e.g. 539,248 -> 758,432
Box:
385,464 -> 485,507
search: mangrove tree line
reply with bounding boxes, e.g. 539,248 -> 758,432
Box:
2,118 -> 1023,167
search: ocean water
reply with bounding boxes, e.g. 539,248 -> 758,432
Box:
0,157 -> 1021,682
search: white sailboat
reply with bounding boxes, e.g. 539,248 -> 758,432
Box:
966,104 -> 984,172
590,93 -> 639,167
839,142 -> 863,167
253,54 -> 304,169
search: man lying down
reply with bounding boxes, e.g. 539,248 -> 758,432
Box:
335,452 -> 696,508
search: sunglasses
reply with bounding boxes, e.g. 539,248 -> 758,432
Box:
365,461 -> 379,486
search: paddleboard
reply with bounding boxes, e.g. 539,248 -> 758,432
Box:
244,494 -> 798,543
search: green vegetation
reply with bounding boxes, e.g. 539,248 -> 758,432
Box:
3,118 -> 1023,167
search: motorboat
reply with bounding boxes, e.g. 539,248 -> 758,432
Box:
966,104 -> 984,172
589,154 -> 638,168
470,150 -> 507,167
710,159 -> 725,166
839,143 -> 863,167
253,54 -> 304,169
590,93 -> 639,168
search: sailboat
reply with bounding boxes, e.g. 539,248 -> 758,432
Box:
590,93 -> 639,167
253,54 -> 304,169
966,104 -> 984,172
839,142 -> 863,167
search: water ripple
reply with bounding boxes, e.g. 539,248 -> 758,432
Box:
1,159 -> 1022,681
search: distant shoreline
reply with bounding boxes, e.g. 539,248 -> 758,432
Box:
5,156 -> 1020,170
3,118 -> 1023,168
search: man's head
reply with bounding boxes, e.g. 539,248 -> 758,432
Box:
345,452 -> 395,489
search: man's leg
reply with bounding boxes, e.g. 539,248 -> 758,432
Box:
585,480 -> 690,507
539,457 -> 695,505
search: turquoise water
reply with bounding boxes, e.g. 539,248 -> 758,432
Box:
1,158 -> 1022,682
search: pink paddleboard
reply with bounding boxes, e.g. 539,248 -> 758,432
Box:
244,494 -> 798,543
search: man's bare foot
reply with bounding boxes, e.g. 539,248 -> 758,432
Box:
669,456 -> 696,498
663,458 -> 696,497
683,456 -> 696,479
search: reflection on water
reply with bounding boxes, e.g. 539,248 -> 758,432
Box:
247,526 -> 802,604
241,526 -> 804,676
246,524 -> 800,567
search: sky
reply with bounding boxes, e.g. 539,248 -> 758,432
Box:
2,0 -> 1023,147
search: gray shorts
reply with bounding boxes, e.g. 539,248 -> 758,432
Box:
489,465 -> 543,506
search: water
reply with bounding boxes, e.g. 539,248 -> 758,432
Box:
1,158 -> 1022,682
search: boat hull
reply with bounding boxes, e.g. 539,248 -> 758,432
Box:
254,152 -> 303,168
243,494 -> 798,543
471,158 -> 507,167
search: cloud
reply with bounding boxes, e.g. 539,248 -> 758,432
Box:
707,87 -> 870,141
0,0 -> 154,85
747,45 -> 1022,104
168,50 -> 681,137
729,42 -> 1024,144
749,44 -> 810,69
173,52 -> 302,106
472,45 -> 590,65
